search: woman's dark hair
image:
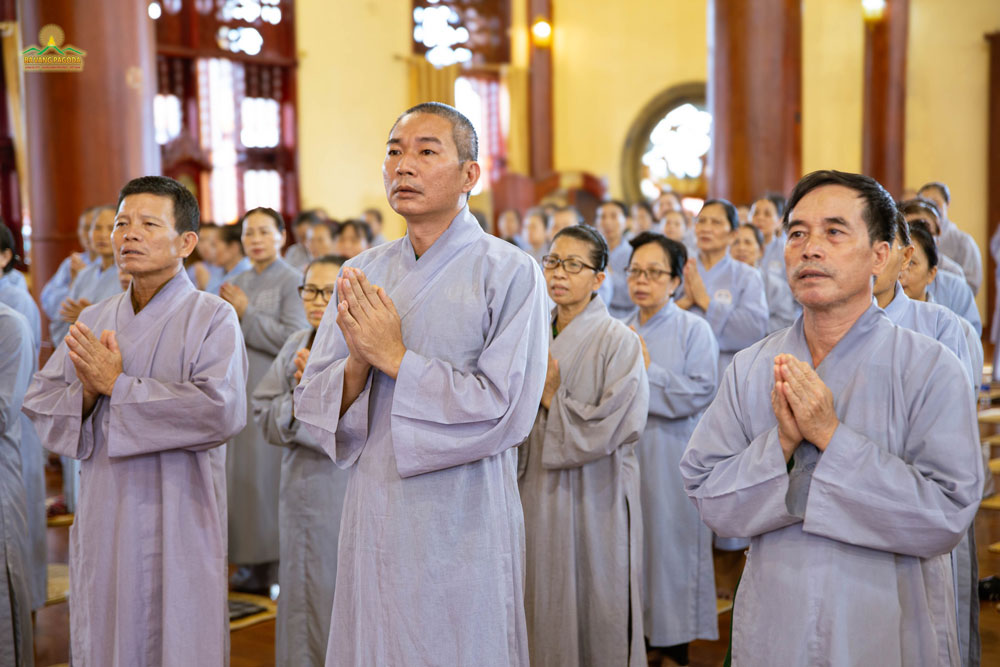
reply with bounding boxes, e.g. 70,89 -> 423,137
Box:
117,176 -> 201,233
303,254 -> 348,349
739,223 -> 765,250
700,198 -> 739,231
907,219 -> 938,270
335,219 -> 373,244
219,221 -> 245,254
552,224 -> 609,271
239,207 -> 284,232
899,197 -> 941,227
631,200 -> 655,220
294,209 -> 326,228
628,231 -> 687,283
0,222 -> 18,274
783,170 -> 895,244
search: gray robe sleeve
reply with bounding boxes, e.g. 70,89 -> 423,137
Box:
679,361 -> 803,538
390,261 -> 549,477
104,305 -> 248,456
541,330 -> 649,469
241,277 -> 309,356
705,268 -> 768,352
252,331 -> 322,452
22,343 -> 92,460
803,357 -> 982,558
646,320 -> 718,420
1,313 -> 32,436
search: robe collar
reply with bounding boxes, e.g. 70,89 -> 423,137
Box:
631,299 -> 679,332
697,250 -> 732,277
880,281 -> 911,323
117,268 -> 194,333
785,303 -> 887,374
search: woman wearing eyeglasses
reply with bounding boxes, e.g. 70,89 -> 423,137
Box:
519,225 -> 650,666
625,232 -> 720,666
251,254 -> 349,667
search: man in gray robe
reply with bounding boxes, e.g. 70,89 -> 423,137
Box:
681,170 -> 983,666
295,103 -> 548,666
0,302 -> 34,667
23,176 -> 248,667
919,181 -> 982,295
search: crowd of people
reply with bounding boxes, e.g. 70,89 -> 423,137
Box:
0,101 -> 992,666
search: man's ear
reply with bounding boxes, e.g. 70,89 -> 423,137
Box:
871,240 -> 891,277
461,161 -> 481,195
178,230 -> 199,258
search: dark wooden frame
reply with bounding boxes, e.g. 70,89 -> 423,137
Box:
985,32 -> 1000,346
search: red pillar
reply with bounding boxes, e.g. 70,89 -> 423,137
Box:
22,0 -> 159,337
707,0 -> 802,204
861,0 -> 909,197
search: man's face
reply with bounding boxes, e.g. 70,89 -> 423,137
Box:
596,204 -> 625,247
784,185 -> 889,312
113,194 -> 196,278
383,113 -> 479,221
90,209 -> 116,258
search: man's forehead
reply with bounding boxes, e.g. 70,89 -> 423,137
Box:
389,113 -> 453,141
789,185 -> 864,222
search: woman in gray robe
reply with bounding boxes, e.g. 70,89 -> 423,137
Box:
252,255 -> 349,666
624,233 -> 720,662
519,225 -> 649,667
220,207 -> 308,592
0,303 -> 33,666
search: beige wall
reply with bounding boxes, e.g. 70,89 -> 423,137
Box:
906,0 -> 1000,313
296,0 -> 411,239
551,0 -> 708,200
801,0 -> 864,175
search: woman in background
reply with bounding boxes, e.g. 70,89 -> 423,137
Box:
519,225 -> 649,667
625,232 -> 720,667
253,254 -> 350,667
729,223 -> 764,268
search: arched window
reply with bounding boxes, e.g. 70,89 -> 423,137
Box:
622,83 -> 711,208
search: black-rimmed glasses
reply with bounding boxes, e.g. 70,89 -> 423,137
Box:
298,285 -> 335,302
625,266 -> 673,281
541,255 -> 598,274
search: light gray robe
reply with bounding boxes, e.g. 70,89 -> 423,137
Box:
0,304 -> 34,667
283,243 -> 310,272
50,260 -> 120,346
518,296 -> 649,667
294,206 -> 548,667
252,328 -> 348,667
680,305 -> 983,666
22,270 -> 248,667
680,252 -> 768,379
0,277 -> 46,610
927,267 -> 982,336
228,258 -> 307,565
938,220 -> 982,295
882,282 -> 981,666
760,233 -> 801,333
626,301 -> 719,647
607,240 -> 636,320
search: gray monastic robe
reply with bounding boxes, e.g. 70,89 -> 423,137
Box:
295,207 -> 548,667
519,296 -> 649,666
0,304 -> 34,667
0,278 -> 46,610
50,260 -> 120,345
760,233 -> 801,333
680,305 -> 982,666
252,328 -> 349,667
22,270 -> 247,667
626,301 -> 719,648
228,258 -> 307,565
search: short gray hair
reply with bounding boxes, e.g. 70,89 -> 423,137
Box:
391,102 -> 478,163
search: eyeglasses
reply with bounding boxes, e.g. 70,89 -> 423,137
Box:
625,266 -> 673,281
541,255 -> 598,274
298,285 -> 335,302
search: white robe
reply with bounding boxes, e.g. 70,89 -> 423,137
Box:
295,207 -> 548,666
228,258 -> 307,565
680,305 -> 982,666
23,270 -> 248,667
519,296 -> 649,666
0,304 -> 33,667
252,328 -> 349,667
626,301 -> 719,647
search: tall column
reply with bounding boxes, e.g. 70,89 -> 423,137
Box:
861,0 -> 909,197
707,0 -> 801,204
985,31 -> 1000,344
21,0 -> 159,314
528,0 -> 553,178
